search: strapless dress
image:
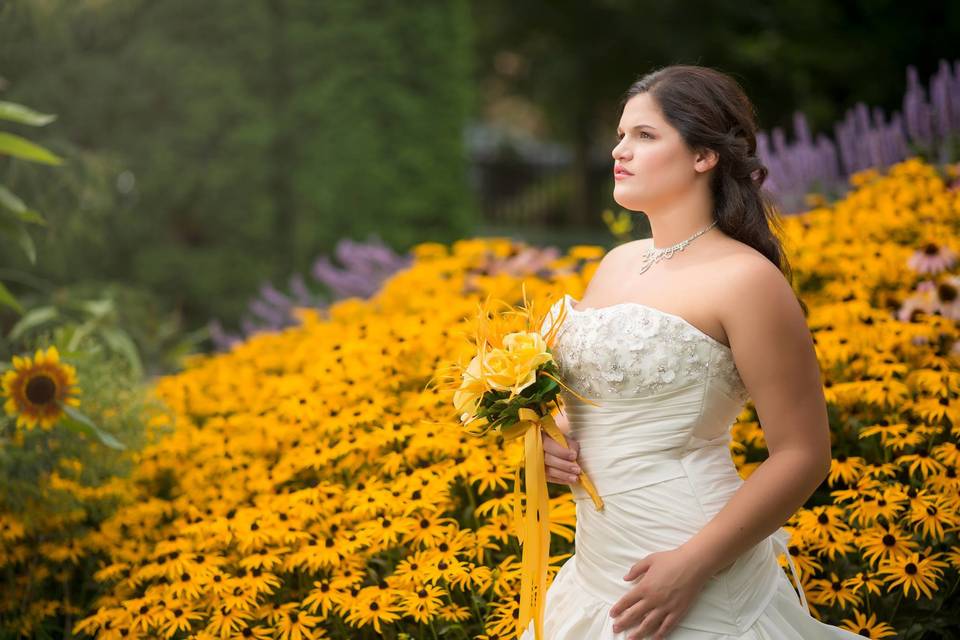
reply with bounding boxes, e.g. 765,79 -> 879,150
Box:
519,294 -> 860,639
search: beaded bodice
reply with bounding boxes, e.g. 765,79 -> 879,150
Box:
541,294 -> 749,404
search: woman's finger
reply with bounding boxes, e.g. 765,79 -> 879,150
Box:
629,608 -> 668,640
543,433 -> 580,460
611,595 -> 652,634
650,611 -> 678,640
545,467 -> 580,484
545,462 -> 580,482
544,452 -> 581,473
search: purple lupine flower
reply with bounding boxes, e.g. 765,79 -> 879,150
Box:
288,273 -> 315,307
760,59 -> 960,212
311,235 -> 413,299
903,65 -> 933,149
208,235 -> 413,352
756,112 -> 845,213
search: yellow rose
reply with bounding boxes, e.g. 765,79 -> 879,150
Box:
502,330 -> 550,359
453,353 -> 491,420
488,332 -> 553,397
454,331 -> 555,420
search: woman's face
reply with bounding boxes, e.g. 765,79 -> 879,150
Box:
611,92 -> 711,212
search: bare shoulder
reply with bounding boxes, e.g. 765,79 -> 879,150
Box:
722,247 -> 797,317
604,237 -> 654,265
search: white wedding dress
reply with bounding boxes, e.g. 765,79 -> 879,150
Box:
521,294 -> 861,639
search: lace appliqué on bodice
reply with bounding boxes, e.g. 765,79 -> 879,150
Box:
541,295 -> 749,403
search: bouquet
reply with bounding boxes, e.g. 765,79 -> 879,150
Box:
432,284 -> 604,640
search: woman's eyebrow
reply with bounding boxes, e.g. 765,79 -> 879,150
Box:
616,124 -> 658,133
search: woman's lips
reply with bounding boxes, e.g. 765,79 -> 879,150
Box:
614,165 -> 634,179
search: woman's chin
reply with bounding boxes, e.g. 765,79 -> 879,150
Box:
612,192 -> 644,211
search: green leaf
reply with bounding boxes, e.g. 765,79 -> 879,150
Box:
0,132 -> 64,165
437,624 -> 465,636
0,216 -> 34,263
67,319 -> 97,352
0,101 -> 57,126
80,298 -> 114,318
98,327 -> 143,379
8,305 -> 58,341
0,185 -> 47,225
60,404 -> 126,450
0,281 -> 24,315
14,224 -> 35,265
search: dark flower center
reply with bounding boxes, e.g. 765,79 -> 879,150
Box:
923,242 -> 939,255
937,283 -> 957,302
25,374 -> 57,405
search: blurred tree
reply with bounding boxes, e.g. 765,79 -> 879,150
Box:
0,0 -> 476,329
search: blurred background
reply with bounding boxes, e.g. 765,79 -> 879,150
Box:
1,0 -> 959,376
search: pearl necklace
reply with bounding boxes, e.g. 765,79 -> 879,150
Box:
638,220 -> 718,275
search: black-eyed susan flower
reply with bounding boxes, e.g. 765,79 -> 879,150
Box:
399,582 -> 446,623
843,571 -> 885,598
875,547 -> 950,599
301,578 -> 347,617
157,601 -> 203,638
219,579 -> 260,612
276,605 -> 321,640
906,493 -> 958,540
205,605 -> 254,637
404,511 -> 459,549
827,454 -> 867,486
859,523 -> 920,565
806,571 -> 863,609
1,345 -> 80,430
342,586 -> 403,635
838,610 -> 898,638
389,549 -> 434,588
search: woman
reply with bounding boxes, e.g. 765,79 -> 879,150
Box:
527,65 -> 862,639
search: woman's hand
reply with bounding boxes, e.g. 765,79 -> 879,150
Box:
608,546 -> 713,639
542,412 -> 581,485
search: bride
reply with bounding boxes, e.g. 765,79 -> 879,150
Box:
525,65 -> 862,639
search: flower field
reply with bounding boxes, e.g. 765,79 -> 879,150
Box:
3,157 -> 960,638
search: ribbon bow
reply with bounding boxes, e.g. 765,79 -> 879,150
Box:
499,407 -> 604,639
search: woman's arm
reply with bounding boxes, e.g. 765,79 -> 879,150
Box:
678,257 -> 832,576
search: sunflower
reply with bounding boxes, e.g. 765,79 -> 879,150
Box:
1,346 -> 81,431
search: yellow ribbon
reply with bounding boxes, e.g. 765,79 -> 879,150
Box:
500,407 -> 604,640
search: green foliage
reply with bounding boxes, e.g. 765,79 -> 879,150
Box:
0,280 -> 209,379
0,331 -> 166,523
0,0 -> 478,330
0,98 -> 62,314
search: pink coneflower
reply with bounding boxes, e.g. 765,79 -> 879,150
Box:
898,276 -> 960,322
485,246 -> 561,276
907,242 -> 957,275
897,281 -> 937,323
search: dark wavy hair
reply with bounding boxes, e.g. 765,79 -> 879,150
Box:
620,64 -> 797,290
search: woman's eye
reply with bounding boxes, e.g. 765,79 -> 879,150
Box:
615,132 -> 652,141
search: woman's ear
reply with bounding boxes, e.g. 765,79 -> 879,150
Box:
694,147 -> 719,173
